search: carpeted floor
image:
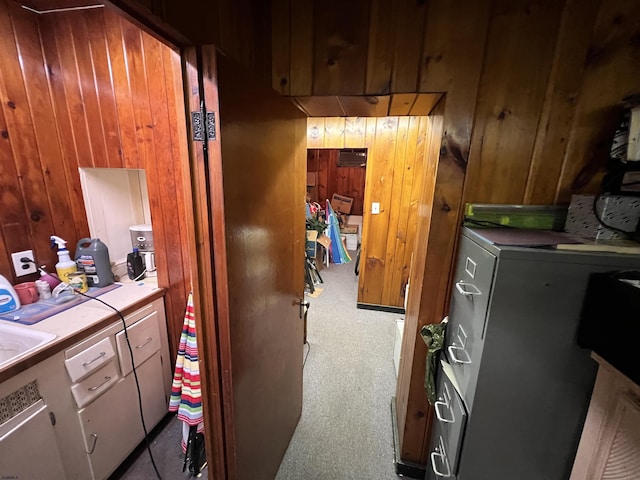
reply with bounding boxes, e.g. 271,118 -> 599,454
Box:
113,259 -> 401,479
276,261 -> 401,479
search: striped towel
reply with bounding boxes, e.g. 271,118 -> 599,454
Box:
169,292 -> 204,451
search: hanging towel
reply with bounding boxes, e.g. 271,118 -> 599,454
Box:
420,317 -> 448,406
325,200 -> 351,264
169,292 -> 204,452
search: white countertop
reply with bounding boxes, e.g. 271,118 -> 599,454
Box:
0,277 -> 164,379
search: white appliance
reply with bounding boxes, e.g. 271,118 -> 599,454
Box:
129,224 -> 156,277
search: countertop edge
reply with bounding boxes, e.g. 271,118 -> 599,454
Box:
0,288 -> 166,383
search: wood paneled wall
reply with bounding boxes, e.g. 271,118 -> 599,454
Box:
273,0 -> 640,463
306,149 -> 366,215
307,116 -> 433,308
73,0 -> 640,465
0,2 -> 191,363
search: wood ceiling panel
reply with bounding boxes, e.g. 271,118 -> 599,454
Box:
410,93 -> 443,116
389,93 -> 417,116
18,0 -> 102,12
293,94 -> 442,118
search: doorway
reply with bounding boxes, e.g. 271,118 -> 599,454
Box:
305,115 -> 440,312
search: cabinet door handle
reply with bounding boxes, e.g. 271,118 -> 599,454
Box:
434,400 -> 455,423
448,345 -> 472,365
82,351 -> 106,367
455,281 -> 481,296
135,337 -> 152,349
88,376 -> 112,391
430,447 -> 452,477
85,433 -> 98,454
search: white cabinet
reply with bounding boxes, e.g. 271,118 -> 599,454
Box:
78,352 -> 168,480
0,399 -> 66,480
64,298 -> 171,480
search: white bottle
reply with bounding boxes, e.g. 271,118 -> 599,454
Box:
0,274 -> 20,313
51,236 -> 77,284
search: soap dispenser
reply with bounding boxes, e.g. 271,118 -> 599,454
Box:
51,236 -> 77,284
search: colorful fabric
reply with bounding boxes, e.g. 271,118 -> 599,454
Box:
169,292 -> 204,451
326,200 -> 352,264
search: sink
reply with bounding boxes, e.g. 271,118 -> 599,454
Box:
0,323 -> 56,368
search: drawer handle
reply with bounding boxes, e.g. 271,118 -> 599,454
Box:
455,281 -> 481,296
82,351 -> 106,367
86,433 -> 98,454
88,376 -> 112,391
448,345 -> 472,365
135,337 -> 153,349
434,400 -> 455,423
430,447 -> 452,477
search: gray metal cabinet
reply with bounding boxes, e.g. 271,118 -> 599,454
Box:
427,227 -> 640,480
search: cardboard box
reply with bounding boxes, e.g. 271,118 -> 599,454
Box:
331,193 -> 354,214
341,224 -> 359,235
564,194 -> 640,240
306,230 -> 318,258
343,233 -> 358,250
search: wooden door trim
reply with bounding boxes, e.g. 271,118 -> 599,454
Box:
183,46 -> 231,480
198,45 -> 238,479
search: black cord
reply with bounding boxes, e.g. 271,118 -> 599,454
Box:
590,192 -> 635,237
303,342 -> 311,367
74,289 -> 163,480
463,218 -> 518,229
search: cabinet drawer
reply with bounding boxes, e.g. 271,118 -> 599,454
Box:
434,360 -> 467,475
78,353 -> 167,480
426,420 -> 457,480
65,337 -> 116,383
116,311 -> 161,376
71,361 -> 119,408
446,235 -> 496,411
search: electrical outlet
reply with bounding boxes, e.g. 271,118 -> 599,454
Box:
11,250 -> 37,277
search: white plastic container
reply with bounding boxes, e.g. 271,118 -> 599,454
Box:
0,274 -> 20,313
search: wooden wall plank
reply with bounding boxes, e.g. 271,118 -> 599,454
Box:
8,3 -> 78,270
556,0 -> 640,202
322,117 -> 345,148
46,15 -> 96,170
84,10 -> 124,169
366,0 -> 395,95
0,3 -> 58,270
38,15 -> 91,247
400,106 -> 444,462
381,117 -> 409,306
463,0 -> 565,204
289,0 -> 313,96
271,0 -> 290,95
313,0 -> 370,95
391,0 -> 427,93
403,0 -> 493,460
122,19 -> 153,170
524,0 -> 600,203
344,116 -> 366,148
358,117 -> 398,305
306,117 -> 324,148
67,12 -> 110,168
103,9 -> 140,168
141,30 -> 187,359
389,116 -> 421,307
164,44 -> 193,345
